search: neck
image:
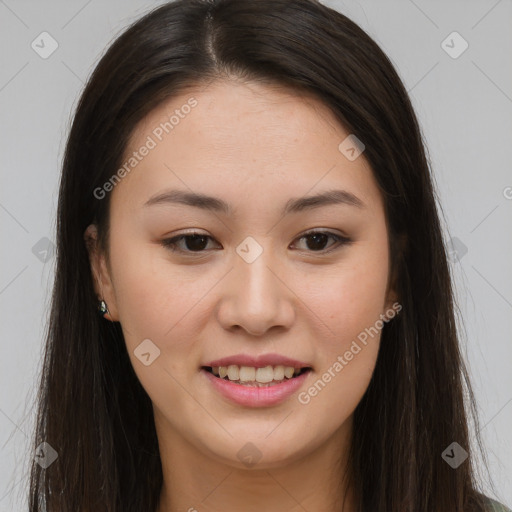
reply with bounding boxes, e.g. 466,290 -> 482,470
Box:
154,413 -> 357,512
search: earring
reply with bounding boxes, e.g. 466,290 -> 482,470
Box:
98,299 -> 109,317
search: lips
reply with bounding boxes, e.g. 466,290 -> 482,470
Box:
201,366 -> 312,407
202,353 -> 312,369
200,353 -> 313,406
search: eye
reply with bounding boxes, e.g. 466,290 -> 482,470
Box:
161,232 -> 219,253
291,230 -> 352,253
160,229 -> 352,255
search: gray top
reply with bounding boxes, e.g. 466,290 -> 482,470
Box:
485,497 -> 512,512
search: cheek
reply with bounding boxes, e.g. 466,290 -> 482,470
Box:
108,234 -> 208,351
314,240 -> 390,345
111,225 -> 390,351
297,239 -> 389,412
108,242 -> 214,411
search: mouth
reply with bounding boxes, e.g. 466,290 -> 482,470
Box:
201,364 -> 312,407
201,365 -> 312,387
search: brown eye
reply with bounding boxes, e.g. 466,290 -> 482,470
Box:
161,230 -> 352,256
292,230 -> 352,253
161,233 -> 218,253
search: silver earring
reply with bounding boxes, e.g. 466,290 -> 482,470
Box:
98,299 -> 109,317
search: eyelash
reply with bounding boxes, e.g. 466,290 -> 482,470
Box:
160,230 -> 352,256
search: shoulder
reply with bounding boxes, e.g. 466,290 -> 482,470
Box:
482,496 -> 512,512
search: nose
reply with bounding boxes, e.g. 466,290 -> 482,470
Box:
216,249 -> 296,337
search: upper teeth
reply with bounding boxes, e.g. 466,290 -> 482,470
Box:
212,365 -> 302,383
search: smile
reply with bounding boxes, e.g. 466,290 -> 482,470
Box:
201,366 -> 312,407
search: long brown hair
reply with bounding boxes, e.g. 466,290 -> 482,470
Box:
27,0 -> 497,510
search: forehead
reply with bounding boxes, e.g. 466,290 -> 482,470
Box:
111,79 -> 383,217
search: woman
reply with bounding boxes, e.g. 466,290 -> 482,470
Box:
27,0 -> 511,510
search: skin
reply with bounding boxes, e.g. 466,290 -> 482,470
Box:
85,79 -> 399,512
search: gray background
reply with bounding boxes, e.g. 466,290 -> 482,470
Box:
1,0 -> 511,509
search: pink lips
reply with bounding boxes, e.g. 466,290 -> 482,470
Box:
201,367 -> 312,407
203,353 -> 312,369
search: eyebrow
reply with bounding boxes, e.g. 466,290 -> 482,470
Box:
143,188 -> 366,215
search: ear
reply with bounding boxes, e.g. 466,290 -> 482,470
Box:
383,233 -> 406,317
83,224 -> 119,322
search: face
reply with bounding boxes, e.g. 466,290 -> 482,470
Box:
86,79 -> 398,470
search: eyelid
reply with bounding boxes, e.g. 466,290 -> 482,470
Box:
160,229 -> 352,255
292,229 -> 352,254
160,230 -> 217,253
